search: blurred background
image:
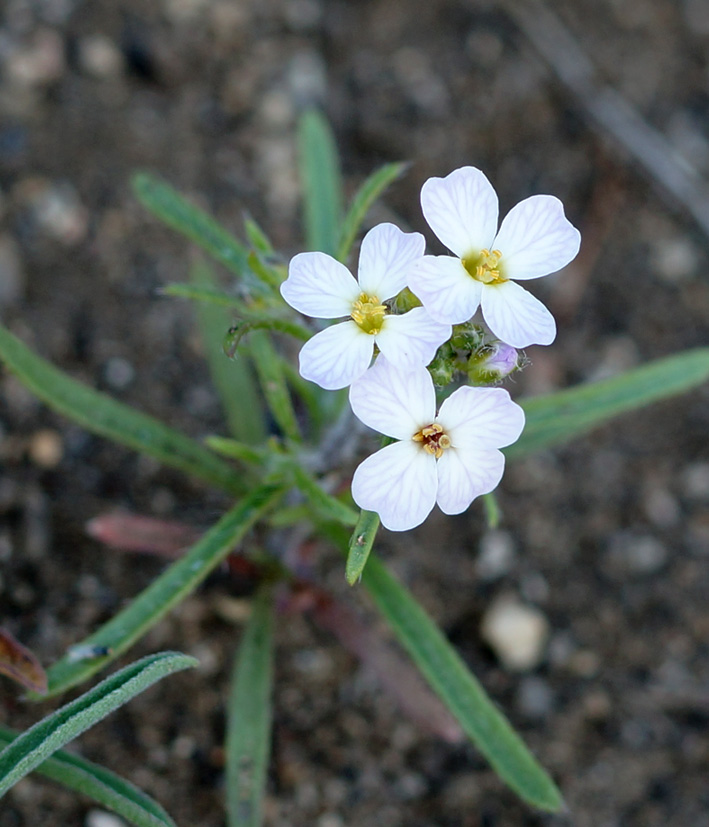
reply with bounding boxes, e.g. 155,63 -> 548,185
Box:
1,0 -> 709,824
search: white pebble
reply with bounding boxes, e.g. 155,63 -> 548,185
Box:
86,810 -> 127,827
481,595 -> 549,671
476,530 -> 516,580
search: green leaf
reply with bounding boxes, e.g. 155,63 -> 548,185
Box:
132,173 -> 268,292
336,162 -> 409,263
40,484 -> 283,697
0,653 -> 197,799
205,436 -> 268,466
248,330 -> 302,442
0,724 -> 177,827
346,510 -> 380,585
191,260 -> 267,444
483,492 -> 500,529
162,284 -> 310,341
0,322 -> 241,495
362,558 -> 563,812
226,586 -> 274,827
290,464 -> 359,527
509,347 -> 709,460
244,217 -> 275,256
297,110 -> 342,255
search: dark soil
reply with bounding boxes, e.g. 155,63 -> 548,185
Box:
2,1 -> 709,825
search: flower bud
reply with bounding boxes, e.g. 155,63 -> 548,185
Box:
468,342 -> 520,385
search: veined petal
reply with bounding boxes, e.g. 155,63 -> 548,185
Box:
408,256 -> 483,325
438,386 -> 525,451
282,252 -> 360,318
421,166 -> 498,258
375,308 -> 451,371
493,195 -> 581,281
352,441 -> 437,531
436,447 -> 505,515
299,322 -> 373,389
357,223 -> 426,300
349,357 -> 435,440
481,281 -> 556,348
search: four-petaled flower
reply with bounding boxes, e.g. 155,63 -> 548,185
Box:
409,166 -> 581,348
349,357 -> 525,531
281,223 -> 451,390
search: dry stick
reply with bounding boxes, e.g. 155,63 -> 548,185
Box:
498,0 -> 709,240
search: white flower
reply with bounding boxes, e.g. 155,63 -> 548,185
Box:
281,223 -> 451,390
409,166 -> 581,348
349,357 -> 525,531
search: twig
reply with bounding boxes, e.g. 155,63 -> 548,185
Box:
499,0 -> 709,240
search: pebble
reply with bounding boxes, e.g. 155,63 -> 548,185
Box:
103,356 -> 135,390
516,676 -> 554,718
642,484 -> 681,527
78,35 -> 125,79
6,29 -> 65,88
28,429 -> 63,468
605,532 -> 668,576
16,178 -> 89,245
476,529 -> 516,580
85,811 -> 127,827
653,236 -> 699,283
481,595 -> 549,671
0,234 -> 25,306
682,462 -> 709,500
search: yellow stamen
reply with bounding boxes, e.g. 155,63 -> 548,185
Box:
462,249 -> 506,285
351,292 -> 387,334
413,423 -> 452,459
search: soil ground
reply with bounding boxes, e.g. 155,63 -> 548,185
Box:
2,1 -> 709,825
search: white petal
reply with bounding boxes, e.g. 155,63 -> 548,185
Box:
352,441 -> 437,531
357,223 -> 426,300
299,322 -> 373,389
437,386 -> 525,450
349,357 -> 435,440
481,281 -> 556,348
281,252 -> 360,318
375,308 -> 451,371
493,195 -> 581,281
436,447 -> 505,515
408,255 -> 483,325
420,166 -> 498,258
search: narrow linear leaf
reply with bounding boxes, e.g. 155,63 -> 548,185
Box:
226,586 -> 274,827
336,161 -> 409,263
0,652 -> 197,798
509,347 -> 709,460
346,510 -> 380,585
0,724 -> 176,827
290,465 -> 358,527
205,436 -> 268,466
362,558 -> 563,812
244,216 -> 275,256
483,493 -> 501,529
132,173 -> 269,292
40,484 -> 283,697
0,323 -> 240,495
298,110 -> 342,255
162,284 -> 310,341
191,260 -> 267,444
248,330 -> 301,442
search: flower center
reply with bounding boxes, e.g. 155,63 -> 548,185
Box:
351,292 -> 387,334
462,249 -> 507,285
413,423 -> 452,459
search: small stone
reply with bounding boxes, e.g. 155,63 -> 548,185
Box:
283,0 -> 323,31
0,234 -> 25,306
516,676 -> 554,718
103,357 -> 135,390
606,532 -> 668,575
481,595 -> 549,671
28,429 -> 63,469
78,35 -> 125,79
642,484 -> 680,527
287,50 -> 327,106
653,236 -> 699,283
476,530 -> 516,580
7,29 -> 65,88
17,178 -> 88,246
85,810 -> 127,827
682,462 -> 709,500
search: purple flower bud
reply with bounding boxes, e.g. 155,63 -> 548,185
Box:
468,342 -> 520,385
